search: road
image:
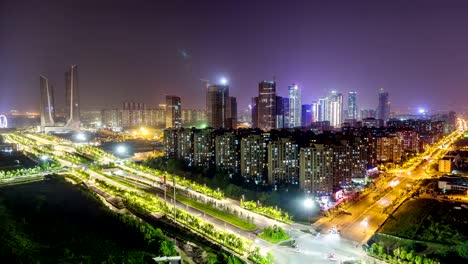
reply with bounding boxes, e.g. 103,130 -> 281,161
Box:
258,228 -> 370,264
313,129 -> 463,243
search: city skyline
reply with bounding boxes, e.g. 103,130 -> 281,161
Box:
2,0 -> 468,114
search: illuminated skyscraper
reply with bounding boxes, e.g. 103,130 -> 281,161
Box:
318,97 -> 327,122
65,65 -> 80,128
288,84 -> 302,128
311,101 -> 319,122
301,104 -> 313,127
256,81 -> 277,131
377,88 -> 390,122
39,76 -> 56,127
347,91 -> 358,119
325,91 -> 343,127
165,95 -> 182,128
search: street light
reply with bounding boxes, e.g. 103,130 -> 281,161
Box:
75,132 -> 87,141
304,198 -> 314,209
116,145 -> 127,154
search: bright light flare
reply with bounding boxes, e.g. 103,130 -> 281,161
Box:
116,145 -> 127,154
220,77 -> 228,85
304,198 -> 314,208
76,132 -> 87,141
40,155 -> 49,161
361,217 -> 369,228
389,180 -> 399,187
378,198 -> 390,207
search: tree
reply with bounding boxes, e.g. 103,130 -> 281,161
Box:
377,244 -> 384,257
206,253 -> 218,264
456,242 -> 468,259
414,255 -> 423,264
400,248 -> 407,260
266,252 -> 274,264
406,250 -> 415,262
159,240 -> 175,256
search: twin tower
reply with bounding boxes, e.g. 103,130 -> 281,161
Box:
39,65 -> 80,132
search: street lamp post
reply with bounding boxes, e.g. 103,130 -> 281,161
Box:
173,176 -> 176,222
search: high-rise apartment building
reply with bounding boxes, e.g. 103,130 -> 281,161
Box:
181,109 -> 207,127
101,108 -> 165,128
39,76 -> 56,127
361,109 -> 377,119
164,128 -> 179,158
300,144 -> 334,196
178,128 -> 195,166
377,88 -> 390,122
300,141 -> 360,197
376,136 -> 403,163
255,81 -> 277,131
193,129 -> 214,167
268,138 -> 299,185
240,134 -> 269,182
396,130 -> 420,153
123,101 -> 146,111
215,132 -> 240,174
165,95 -> 182,128
288,84 -> 302,128
65,65 -> 80,128
347,92 -> 358,119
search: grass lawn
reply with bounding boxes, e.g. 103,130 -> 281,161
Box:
176,194 -> 257,231
0,177 -> 171,263
379,198 -> 468,244
379,198 -> 435,238
258,232 -> 290,244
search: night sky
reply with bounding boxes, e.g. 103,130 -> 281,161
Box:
1,0 -> 468,114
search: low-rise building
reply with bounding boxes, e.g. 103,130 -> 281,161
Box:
439,158 -> 452,173
438,175 -> 468,192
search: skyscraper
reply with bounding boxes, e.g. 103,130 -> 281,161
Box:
256,81 -> 277,131
347,91 -> 358,119
377,88 -> 390,122
311,101 -> 319,122
326,91 -> 343,127
206,84 -> 234,129
39,76 -> 55,127
275,96 -> 285,129
301,104 -> 313,127
65,65 -> 80,128
318,97 -> 327,122
226,96 -> 237,129
288,84 -> 302,128
165,95 -> 182,128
